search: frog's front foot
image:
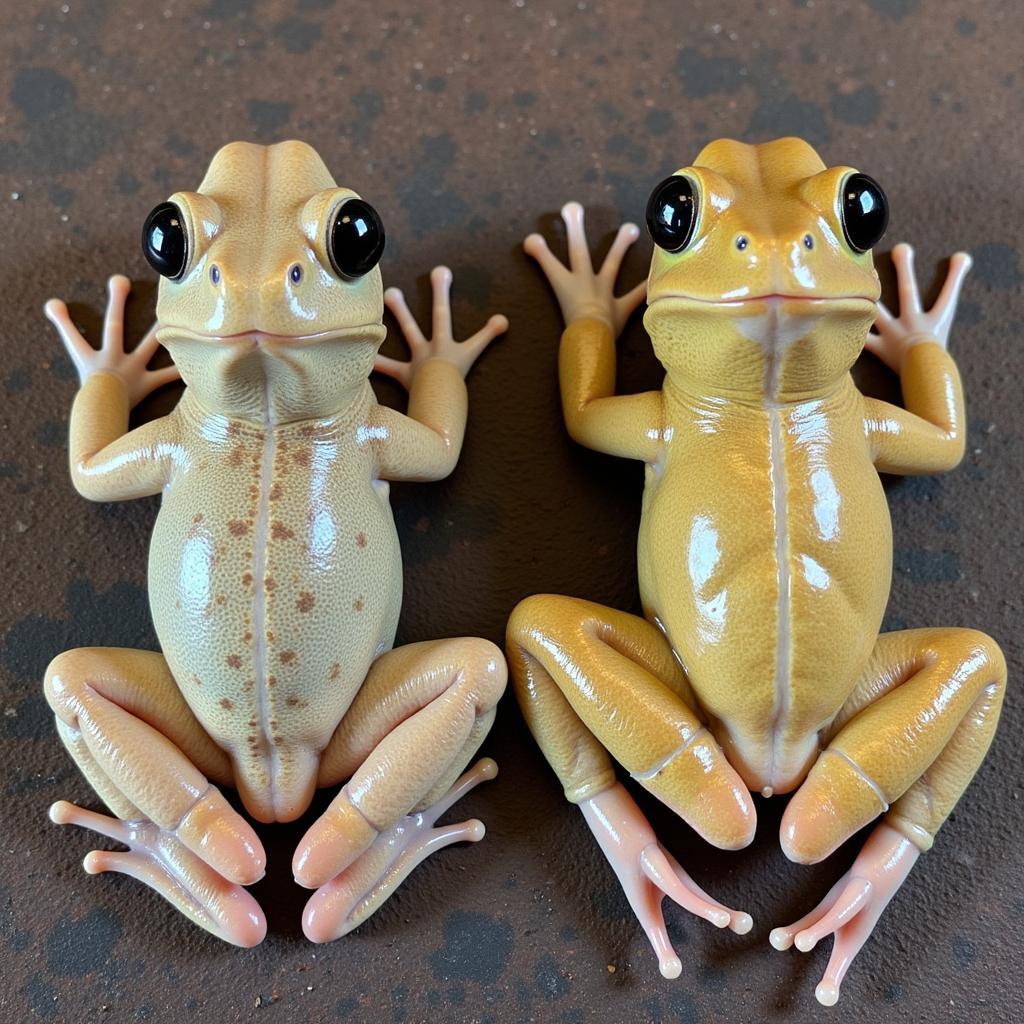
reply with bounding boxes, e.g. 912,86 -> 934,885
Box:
582,784 -> 753,979
298,758 -> 497,942
375,265 -> 508,389
866,242 -> 972,371
770,823 -> 919,1006
49,800 -> 267,947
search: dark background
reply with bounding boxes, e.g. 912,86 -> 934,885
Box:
1,2 -> 1021,1022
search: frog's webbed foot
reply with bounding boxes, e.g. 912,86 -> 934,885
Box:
770,823 -> 919,1006
50,800 -> 266,947
375,266 -> 508,389
770,627 -> 1004,1004
293,638 -> 505,941
300,758 -> 496,943
45,648 -> 267,945
524,202 -> 646,333
866,242 -> 972,370
582,784 -> 753,979
44,274 -> 179,404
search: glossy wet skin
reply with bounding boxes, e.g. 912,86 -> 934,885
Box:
639,138 -> 887,793
157,141 -> 384,341
43,139 -> 509,945
155,141 -> 386,423
142,142 -> 402,820
509,136 -> 1001,1003
644,138 -> 880,401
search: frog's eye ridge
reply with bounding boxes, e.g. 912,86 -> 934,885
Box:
840,173 -> 888,254
142,202 -> 189,281
645,175 -> 699,254
328,198 -> 386,279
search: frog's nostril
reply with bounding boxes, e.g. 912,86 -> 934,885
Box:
289,264 -> 303,285
735,235 -> 749,252
803,234 -> 814,250
210,264 -> 221,285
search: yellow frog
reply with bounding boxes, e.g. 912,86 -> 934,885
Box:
43,140 -> 509,946
507,137 -> 1005,1005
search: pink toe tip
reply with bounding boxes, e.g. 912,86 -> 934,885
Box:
731,912 -> 753,935
659,956 -> 682,980
795,932 -> 816,953
48,801 -> 71,824
816,981 -> 839,1007
768,928 -> 791,951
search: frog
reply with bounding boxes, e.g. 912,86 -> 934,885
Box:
42,139 -> 509,947
506,136 -> 1005,1005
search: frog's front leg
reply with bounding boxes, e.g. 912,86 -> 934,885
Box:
44,648 -> 267,946
292,638 -> 506,942
45,275 -> 181,501
771,627 -> 1005,1005
507,596 -> 755,978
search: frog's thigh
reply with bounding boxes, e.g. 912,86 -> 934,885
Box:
45,647 -> 234,820
781,628 -> 1006,864
316,637 -> 507,822
506,595 -> 754,850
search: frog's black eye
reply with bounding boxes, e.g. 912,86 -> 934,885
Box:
840,173 -> 888,254
645,175 -> 699,254
142,202 -> 189,281
328,198 -> 385,279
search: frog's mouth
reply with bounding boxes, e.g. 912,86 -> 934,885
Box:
648,293 -> 877,308
155,322 -> 387,348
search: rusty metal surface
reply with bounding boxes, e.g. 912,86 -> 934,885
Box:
1,2 -> 1021,1021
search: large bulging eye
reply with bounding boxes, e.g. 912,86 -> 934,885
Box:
142,202 -> 189,280
328,198 -> 385,279
840,173 -> 888,253
645,175 -> 699,253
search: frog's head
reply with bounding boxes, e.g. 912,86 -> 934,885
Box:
150,140 -> 387,422
643,137 -> 886,402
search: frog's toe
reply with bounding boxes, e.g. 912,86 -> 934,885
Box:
302,816 -> 485,943
50,800 -> 267,946
299,759 -> 495,943
770,822 -> 920,1005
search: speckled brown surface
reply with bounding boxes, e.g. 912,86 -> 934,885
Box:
1,2 -> 1022,1022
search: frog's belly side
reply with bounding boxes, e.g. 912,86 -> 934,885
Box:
149,431 -> 402,822
639,395 -> 891,793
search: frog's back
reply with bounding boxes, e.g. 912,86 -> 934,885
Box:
638,378 -> 891,793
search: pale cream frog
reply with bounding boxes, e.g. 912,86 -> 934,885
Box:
44,140 -> 508,946
507,137 -> 1005,1005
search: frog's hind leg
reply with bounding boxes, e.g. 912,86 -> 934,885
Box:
292,637 -> 506,942
772,627 -> 1006,1005
44,647 -> 267,946
506,595 -> 756,979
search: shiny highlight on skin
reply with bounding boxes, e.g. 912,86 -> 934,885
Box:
509,138 -> 1005,1005
42,141 -> 510,946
